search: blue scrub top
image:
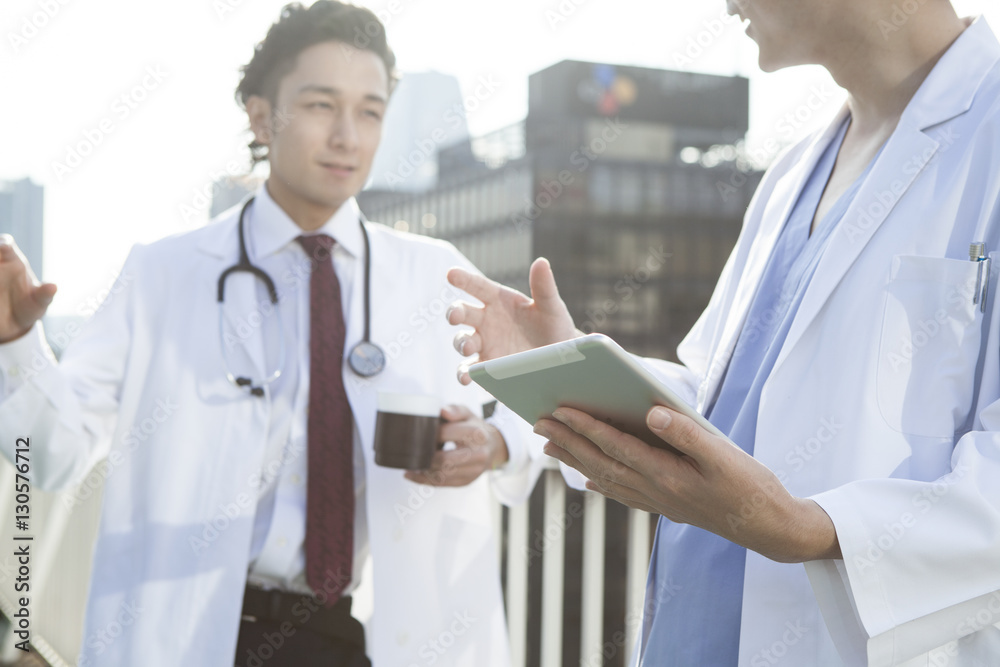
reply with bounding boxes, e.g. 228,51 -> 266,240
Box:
636,117 -> 883,666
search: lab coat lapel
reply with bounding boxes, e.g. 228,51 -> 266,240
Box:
771,18 -> 999,375
771,121 -> 938,374
701,108 -> 850,406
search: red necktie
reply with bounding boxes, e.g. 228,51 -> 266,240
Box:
297,234 -> 354,604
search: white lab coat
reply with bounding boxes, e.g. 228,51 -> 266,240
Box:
0,206 -> 541,666
628,16 -> 1000,667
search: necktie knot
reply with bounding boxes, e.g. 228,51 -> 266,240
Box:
297,234 -> 336,262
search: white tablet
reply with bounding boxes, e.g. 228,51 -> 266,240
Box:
469,334 -> 729,453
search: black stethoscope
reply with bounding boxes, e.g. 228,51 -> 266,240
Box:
217,197 -> 386,397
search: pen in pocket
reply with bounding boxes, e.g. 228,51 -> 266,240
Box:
970,242 -> 990,313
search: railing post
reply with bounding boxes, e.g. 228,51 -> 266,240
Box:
540,467 -> 566,667
506,499 -> 529,667
625,509 -> 652,657
579,491 -> 606,666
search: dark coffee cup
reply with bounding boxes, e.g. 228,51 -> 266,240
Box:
373,393 -> 442,470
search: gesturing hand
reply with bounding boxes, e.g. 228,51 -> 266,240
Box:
0,235 -> 57,344
534,405 -> 842,564
446,258 -> 580,385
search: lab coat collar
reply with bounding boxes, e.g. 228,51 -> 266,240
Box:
249,183 -> 364,261
904,16 -> 999,132
767,16 -> 1000,381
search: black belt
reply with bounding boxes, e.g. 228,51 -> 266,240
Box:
240,585 -> 365,648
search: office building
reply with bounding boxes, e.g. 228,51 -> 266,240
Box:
0,178 -> 44,280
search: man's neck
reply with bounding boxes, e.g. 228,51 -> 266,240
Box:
265,179 -> 346,232
826,7 -> 968,136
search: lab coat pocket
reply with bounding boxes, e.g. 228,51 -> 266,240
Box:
876,255 -> 983,438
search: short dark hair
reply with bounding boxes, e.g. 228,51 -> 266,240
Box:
235,1 -> 398,166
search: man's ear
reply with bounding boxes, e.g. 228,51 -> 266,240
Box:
246,95 -> 274,146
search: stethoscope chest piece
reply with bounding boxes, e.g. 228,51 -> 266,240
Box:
349,340 -> 386,377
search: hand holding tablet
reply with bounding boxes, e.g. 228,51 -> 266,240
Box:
469,334 -> 730,454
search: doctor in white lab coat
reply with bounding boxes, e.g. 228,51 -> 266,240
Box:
448,5 -> 1000,666
0,3 -> 540,666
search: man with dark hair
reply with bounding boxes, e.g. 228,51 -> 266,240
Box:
0,2 -> 539,666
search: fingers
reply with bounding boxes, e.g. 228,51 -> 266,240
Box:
551,407 -> 654,472
404,448 -> 484,487
440,403 -> 476,423
446,300 -> 485,329
0,235 -> 16,262
33,283 -> 57,308
645,407 -> 717,464
456,363 -> 472,386
528,257 -> 563,304
583,478 -> 661,514
0,237 -> 25,271
534,415 -> 645,490
452,330 -> 482,357
439,417 -> 491,452
447,267 -> 501,304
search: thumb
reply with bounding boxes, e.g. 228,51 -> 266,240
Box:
528,257 -> 562,305
33,283 -> 57,308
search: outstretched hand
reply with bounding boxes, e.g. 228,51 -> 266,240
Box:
0,235 -> 56,344
534,405 -> 842,564
446,257 -> 580,384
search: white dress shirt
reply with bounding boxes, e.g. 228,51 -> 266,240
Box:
241,184 -> 369,596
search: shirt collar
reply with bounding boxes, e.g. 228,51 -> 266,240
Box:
249,182 -> 364,261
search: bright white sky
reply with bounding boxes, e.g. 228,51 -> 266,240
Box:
1,0 -> 997,315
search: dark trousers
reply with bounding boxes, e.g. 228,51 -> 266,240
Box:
234,587 -> 371,667
234,617 -> 371,667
